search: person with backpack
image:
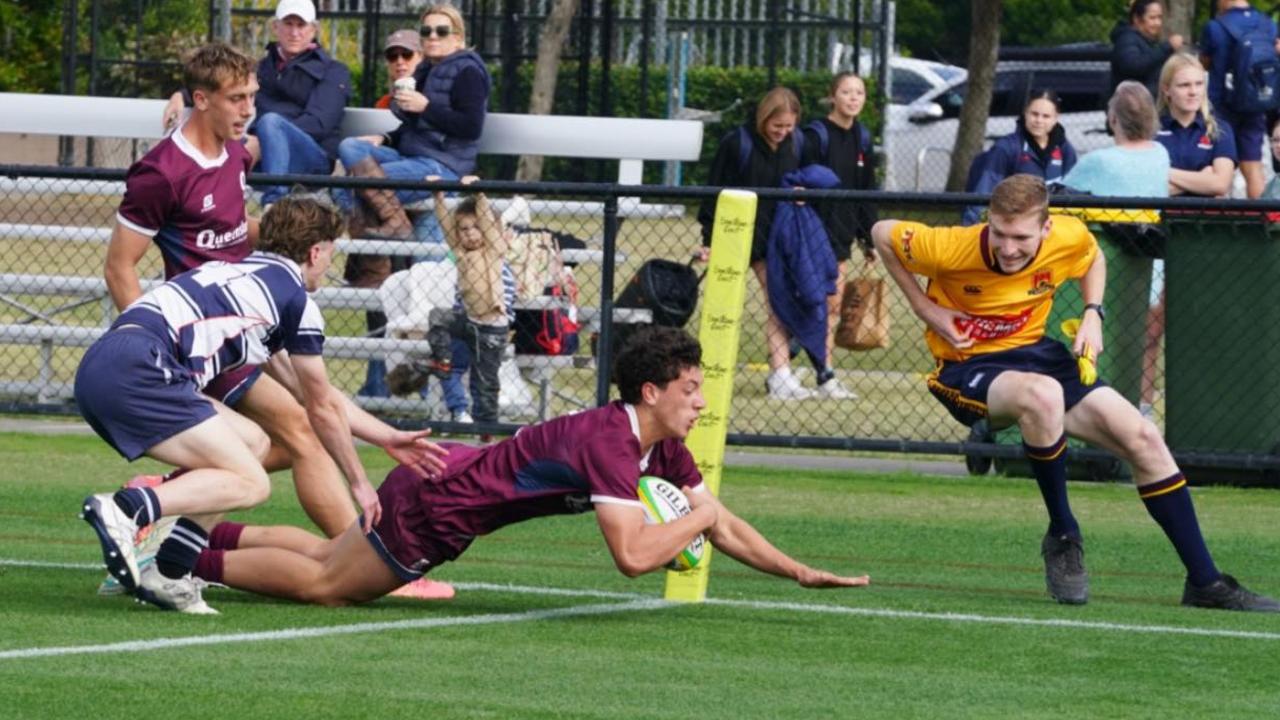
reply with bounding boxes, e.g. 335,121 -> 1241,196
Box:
1200,0 -> 1280,198
697,87 -> 812,400
961,90 -> 1078,225
799,72 -> 877,400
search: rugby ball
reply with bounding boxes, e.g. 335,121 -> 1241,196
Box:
636,475 -> 705,571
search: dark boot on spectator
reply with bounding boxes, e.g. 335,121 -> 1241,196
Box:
348,157 -> 413,239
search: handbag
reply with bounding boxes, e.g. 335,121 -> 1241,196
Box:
513,278 -> 580,356
834,270 -> 890,351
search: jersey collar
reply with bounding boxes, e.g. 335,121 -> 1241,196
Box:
172,121 -> 230,170
623,403 -> 653,472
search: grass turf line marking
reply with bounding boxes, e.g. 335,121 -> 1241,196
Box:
0,599 -> 670,661
5,559 -> 1279,642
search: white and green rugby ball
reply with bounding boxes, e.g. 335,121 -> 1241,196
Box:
636,475 -> 705,571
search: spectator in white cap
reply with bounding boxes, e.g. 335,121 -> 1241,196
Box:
161,0 -> 352,206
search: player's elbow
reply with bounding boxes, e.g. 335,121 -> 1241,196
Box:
870,221 -> 895,253
611,550 -> 654,578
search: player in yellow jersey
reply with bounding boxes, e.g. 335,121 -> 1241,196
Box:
872,174 -> 1277,612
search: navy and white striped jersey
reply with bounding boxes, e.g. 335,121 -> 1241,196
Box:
113,251 -> 324,390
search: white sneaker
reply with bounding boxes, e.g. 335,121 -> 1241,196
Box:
97,516 -> 176,597
81,493 -> 141,593
766,371 -> 812,400
137,562 -> 219,615
816,376 -> 857,400
452,410 -> 474,423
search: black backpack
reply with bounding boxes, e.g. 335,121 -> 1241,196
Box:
1217,11 -> 1280,114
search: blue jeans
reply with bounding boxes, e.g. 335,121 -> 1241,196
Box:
253,112 -> 332,205
335,138 -> 456,244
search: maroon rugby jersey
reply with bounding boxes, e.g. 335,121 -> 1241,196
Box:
409,401 -> 704,542
116,127 -> 255,278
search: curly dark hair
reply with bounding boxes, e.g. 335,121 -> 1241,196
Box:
257,195 -> 345,264
612,327 -> 702,404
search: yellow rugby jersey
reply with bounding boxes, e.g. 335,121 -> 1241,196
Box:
889,215 -> 1098,362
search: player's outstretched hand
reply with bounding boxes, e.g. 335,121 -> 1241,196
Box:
797,565 -> 871,589
383,429 -> 450,480
352,480 -> 382,532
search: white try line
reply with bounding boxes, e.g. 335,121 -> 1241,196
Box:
5,558 -> 1280,647
0,598 -> 671,661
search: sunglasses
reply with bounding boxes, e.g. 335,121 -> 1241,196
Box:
385,48 -> 416,62
419,24 -> 453,39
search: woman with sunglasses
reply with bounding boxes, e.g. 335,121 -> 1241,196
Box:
336,4 -> 491,242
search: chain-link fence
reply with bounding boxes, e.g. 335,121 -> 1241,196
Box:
3,165 -> 1280,483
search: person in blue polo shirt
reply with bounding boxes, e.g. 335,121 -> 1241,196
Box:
1199,0 -> 1277,198
961,89 -> 1078,225
1156,52 -> 1237,197
1147,52 -> 1238,417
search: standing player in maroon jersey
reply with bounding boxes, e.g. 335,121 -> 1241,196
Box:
181,327 -> 870,606
100,42 -> 452,599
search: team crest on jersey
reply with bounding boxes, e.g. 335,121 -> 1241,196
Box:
201,194 -> 216,213
1028,269 -> 1055,295
1050,147 -> 1063,165
1197,135 -> 1212,150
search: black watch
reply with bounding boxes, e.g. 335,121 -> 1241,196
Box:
1083,303 -> 1106,322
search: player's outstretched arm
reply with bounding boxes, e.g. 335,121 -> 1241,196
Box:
262,352 -> 448,478
689,489 -> 869,588
289,353 -> 381,530
596,501 -> 718,577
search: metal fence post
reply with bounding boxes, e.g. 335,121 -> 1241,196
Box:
594,194 -> 620,407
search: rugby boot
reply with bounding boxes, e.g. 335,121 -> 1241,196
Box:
1041,531 -> 1088,605
1182,574 -> 1280,612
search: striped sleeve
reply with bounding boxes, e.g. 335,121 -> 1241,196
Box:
284,295 -> 326,356
501,261 -> 517,324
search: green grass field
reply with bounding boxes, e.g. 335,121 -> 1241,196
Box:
1,432 -> 1277,718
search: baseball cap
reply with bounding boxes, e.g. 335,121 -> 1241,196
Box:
384,29 -> 419,54
275,0 -> 316,23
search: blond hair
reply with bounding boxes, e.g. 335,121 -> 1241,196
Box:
989,174 -> 1050,223
1157,52 -> 1219,140
182,42 -> 255,96
754,86 -> 801,138
421,4 -> 467,45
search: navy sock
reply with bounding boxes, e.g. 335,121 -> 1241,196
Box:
112,487 -> 161,527
1140,473 -> 1221,587
1024,434 -> 1080,539
156,518 -> 209,579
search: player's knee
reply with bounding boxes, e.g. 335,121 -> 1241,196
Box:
236,467 -> 272,507
1018,376 -> 1064,420
1128,418 -> 1168,459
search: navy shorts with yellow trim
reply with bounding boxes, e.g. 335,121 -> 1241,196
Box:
926,337 -> 1107,427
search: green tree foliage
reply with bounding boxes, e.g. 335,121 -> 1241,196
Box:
897,0 -> 1123,63
485,62 -> 879,185
0,0 -> 64,92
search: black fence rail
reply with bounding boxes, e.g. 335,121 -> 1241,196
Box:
4,163 -> 1280,485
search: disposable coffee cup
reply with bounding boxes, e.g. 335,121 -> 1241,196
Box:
394,77 -> 415,93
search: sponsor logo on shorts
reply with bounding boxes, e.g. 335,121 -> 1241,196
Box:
564,493 -> 591,513
968,372 -> 985,388
1028,269 -> 1055,295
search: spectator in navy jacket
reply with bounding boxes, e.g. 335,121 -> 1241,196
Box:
1110,0 -> 1184,100
336,3 -> 491,242
962,90 -> 1078,225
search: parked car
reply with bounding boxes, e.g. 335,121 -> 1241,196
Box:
887,57 -> 966,105
883,58 -> 1112,191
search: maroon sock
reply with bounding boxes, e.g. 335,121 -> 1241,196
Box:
208,521 -> 246,550
193,549 -> 225,584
